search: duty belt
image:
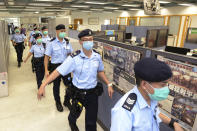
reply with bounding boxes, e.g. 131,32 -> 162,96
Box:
71,84 -> 96,95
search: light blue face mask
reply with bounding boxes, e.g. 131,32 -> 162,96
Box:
146,82 -> 170,101
59,32 -> 66,38
83,41 -> 94,50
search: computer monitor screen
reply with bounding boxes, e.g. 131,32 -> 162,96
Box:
165,46 -> 190,55
125,33 -> 132,39
105,30 -> 114,35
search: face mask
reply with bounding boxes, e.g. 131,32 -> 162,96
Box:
43,31 -> 48,35
37,38 -> 42,43
35,31 -> 39,34
146,83 -> 169,101
15,30 -> 20,33
83,41 -> 94,51
59,32 -> 66,38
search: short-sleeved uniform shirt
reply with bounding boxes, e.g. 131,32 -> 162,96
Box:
111,86 -> 162,131
11,33 -> 26,43
45,38 -> 73,64
30,42 -> 45,58
57,50 -> 104,89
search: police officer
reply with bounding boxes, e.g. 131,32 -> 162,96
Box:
44,24 -> 73,112
41,26 -> 51,45
11,27 -> 27,67
110,58 -> 184,131
29,27 -> 41,47
37,29 -> 114,131
24,33 -> 45,89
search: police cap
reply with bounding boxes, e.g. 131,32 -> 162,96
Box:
41,26 -> 48,30
134,58 -> 172,82
56,24 -> 65,30
34,33 -> 42,39
78,29 -> 93,39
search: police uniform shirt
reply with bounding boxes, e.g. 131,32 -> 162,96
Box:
57,50 -> 104,89
110,86 -> 161,131
30,42 -> 45,58
45,38 -> 73,64
42,35 -> 51,45
11,34 -> 26,43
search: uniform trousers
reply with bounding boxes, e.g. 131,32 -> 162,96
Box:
34,57 -> 45,89
14,42 -> 24,62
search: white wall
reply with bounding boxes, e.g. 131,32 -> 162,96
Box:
191,16 -> 197,28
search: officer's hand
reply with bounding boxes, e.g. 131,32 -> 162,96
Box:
13,43 -> 16,46
45,71 -> 50,78
37,86 -> 45,100
24,59 -> 27,63
108,86 -> 114,99
174,122 -> 184,131
25,43 -> 27,46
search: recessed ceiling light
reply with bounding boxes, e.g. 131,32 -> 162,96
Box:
122,4 -> 141,7
71,5 -> 89,8
104,7 -> 119,9
179,3 -> 193,6
35,11 -> 39,13
159,1 -> 170,4
85,1 -> 107,5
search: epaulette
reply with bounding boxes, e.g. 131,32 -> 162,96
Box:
50,37 -> 56,42
93,49 -> 100,55
71,50 -> 81,58
122,93 -> 137,111
64,38 -> 69,44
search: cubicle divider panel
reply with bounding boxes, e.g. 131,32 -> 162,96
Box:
151,50 -> 197,131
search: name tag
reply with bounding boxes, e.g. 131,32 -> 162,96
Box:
64,45 -> 70,50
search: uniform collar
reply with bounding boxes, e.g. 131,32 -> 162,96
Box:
43,35 -> 49,38
56,37 -> 65,44
80,49 -> 95,59
134,86 -> 158,110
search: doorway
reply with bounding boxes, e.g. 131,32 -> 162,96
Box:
74,19 -> 83,30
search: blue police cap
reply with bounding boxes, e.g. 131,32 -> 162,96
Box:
134,58 -> 172,82
56,24 -> 65,30
78,29 -> 93,39
34,33 -> 42,39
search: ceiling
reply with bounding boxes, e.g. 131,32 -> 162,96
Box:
0,0 -> 196,15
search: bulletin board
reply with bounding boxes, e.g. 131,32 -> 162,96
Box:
140,17 -> 164,26
168,16 -> 181,35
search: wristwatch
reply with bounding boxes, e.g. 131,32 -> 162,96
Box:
107,83 -> 113,87
169,118 -> 178,129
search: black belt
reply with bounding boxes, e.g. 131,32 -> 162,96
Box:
71,84 -> 96,94
16,42 -> 24,44
34,56 -> 44,61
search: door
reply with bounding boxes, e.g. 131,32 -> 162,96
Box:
128,18 -> 137,26
74,19 -> 83,30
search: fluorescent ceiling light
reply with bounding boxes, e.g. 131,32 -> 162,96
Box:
35,11 -> 39,13
0,9 -> 7,11
159,1 -> 170,4
71,5 -> 89,8
85,1 -> 107,5
179,3 -> 193,6
0,2 -> 4,5
129,8 -> 141,10
34,0 -> 62,2
104,7 -> 119,9
61,7 -> 77,10
122,4 -> 141,7
114,10 -> 125,12
28,3 -> 53,6
103,11 -> 112,13
90,9 -> 103,11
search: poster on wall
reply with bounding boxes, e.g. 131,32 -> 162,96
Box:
101,43 -> 140,92
158,56 -> 197,130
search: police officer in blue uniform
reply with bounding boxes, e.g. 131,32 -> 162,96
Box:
37,29 -> 114,131
29,27 -> 41,47
24,33 -> 45,89
41,26 -> 51,45
110,58 -> 184,131
44,24 -> 73,112
11,27 -> 27,67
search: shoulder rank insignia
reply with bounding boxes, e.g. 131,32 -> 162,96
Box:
122,93 -> 137,111
93,49 -> 100,55
50,37 -> 56,42
71,50 -> 81,58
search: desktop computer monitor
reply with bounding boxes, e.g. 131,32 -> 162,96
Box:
125,33 -> 132,40
165,46 -> 190,55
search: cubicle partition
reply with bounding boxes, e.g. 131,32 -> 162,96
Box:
0,20 -> 10,98
68,29 -> 197,131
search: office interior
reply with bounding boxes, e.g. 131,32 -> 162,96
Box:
0,0 -> 197,131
